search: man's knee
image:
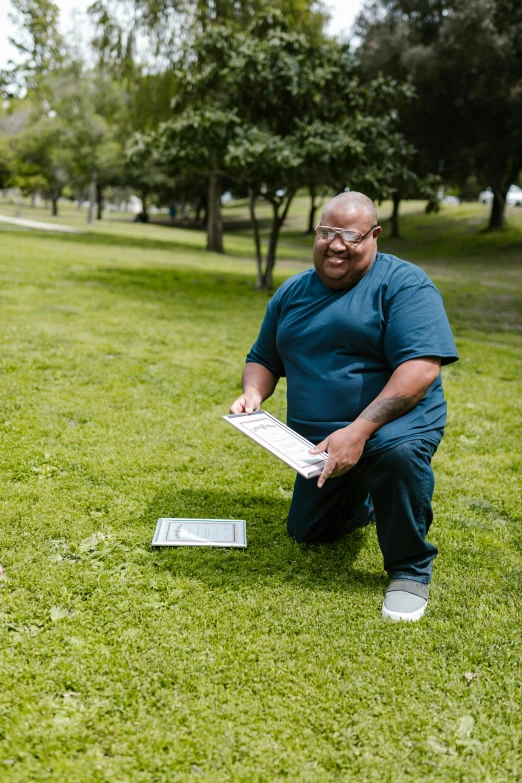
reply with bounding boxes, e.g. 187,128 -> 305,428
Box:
287,515 -> 322,543
288,526 -> 313,544
287,514 -> 345,544
375,439 -> 436,476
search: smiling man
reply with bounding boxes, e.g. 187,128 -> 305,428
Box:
230,192 -> 458,621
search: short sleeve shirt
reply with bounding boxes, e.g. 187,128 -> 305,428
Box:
246,253 -> 458,454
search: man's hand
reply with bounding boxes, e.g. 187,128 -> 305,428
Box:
229,389 -> 263,414
229,363 -> 279,415
309,423 -> 369,488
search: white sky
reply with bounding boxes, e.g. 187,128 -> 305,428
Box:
0,0 -> 364,69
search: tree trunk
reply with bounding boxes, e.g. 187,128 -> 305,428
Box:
263,214 -> 282,291
141,191 -> 148,219
306,185 -> 318,234
249,189 -> 264,290
488,188 -> 508,230
390,192 -> 401,238
87,168 -> 97,225
196,192 -> 207,225
51,197 -> 59,217
206,174 -> 223,253
97,184 -> 103,220
262,193 -> 295,290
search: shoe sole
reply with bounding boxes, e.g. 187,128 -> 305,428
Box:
381,601 -> 427,622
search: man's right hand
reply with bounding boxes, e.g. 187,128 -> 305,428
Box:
229,363 -> 279,414
229,389 -> 263,414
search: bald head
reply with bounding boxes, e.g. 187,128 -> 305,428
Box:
321,191 -> 377,228
313,190 -> 382,290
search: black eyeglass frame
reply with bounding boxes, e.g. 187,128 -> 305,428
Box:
314,223 -> 379,245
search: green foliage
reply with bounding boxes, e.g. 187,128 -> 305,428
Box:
9,115 -> 73,210
0,137 -> 16,189
87,0 -> 328,76
141,14 -> 418,285
356,0 -> 522,229
2,0 -> 64,97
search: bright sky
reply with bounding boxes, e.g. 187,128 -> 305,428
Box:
0,0 -> 364,69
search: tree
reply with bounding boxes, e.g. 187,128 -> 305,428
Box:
130,108 -> 238,251
139,14 -> 418,288
87,0 -> 328,74
2,0 -> 64,98
10,115 -> 72,215
0,139 -> 15,191
356,0 -> 522,230
355,1 -> 450,236
41,66 -> 127,223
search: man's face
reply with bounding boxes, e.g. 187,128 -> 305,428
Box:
313,204 -> 382,290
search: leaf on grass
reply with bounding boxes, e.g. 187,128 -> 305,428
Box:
62,691 -> 79,698
121,628 -> 140,641
456,715 -> 475,739
53,712 -> 71,725
7,622 -> 42,639
426,736 -> 449,755
78,532 -> 106,553
464,671 -> 479,686
50,606 -> 70,622
49,553 -> 63,563
190,764 -> 205,776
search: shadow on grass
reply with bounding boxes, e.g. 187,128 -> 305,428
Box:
25,222 -> 266,257
69,265 -> 262,307
142,487 -> 383,595
41,228 -> 208,255
22,222 -> 309,261
147,215 -> 274,233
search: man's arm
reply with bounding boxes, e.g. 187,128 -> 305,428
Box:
229,362 -> 279,414
310,357 -> 441,488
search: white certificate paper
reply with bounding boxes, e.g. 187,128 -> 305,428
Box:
152,518 -> 247,548
223,411 -> 327,479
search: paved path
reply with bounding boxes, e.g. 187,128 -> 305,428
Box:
0,214 -> 83,233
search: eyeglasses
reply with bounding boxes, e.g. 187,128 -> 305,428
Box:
315,224 -> 378,245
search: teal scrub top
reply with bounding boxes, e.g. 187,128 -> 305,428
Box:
246,253 -> 459,454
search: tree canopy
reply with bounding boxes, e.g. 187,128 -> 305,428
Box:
130,13 -> 419,287
356,0 -> 522,229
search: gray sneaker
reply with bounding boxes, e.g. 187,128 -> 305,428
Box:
382,579 -> 429,622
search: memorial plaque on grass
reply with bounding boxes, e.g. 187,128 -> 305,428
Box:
152,518 -> 247,548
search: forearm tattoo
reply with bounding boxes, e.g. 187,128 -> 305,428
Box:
359,393 -> 422,425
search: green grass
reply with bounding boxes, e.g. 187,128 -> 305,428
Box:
0,198 -> 521,782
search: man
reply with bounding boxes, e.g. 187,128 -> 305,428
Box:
230,192 -> 458,621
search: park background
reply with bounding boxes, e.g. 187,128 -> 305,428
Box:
1,1 -> 522,781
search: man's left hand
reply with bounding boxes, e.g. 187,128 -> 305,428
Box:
309,424 -> 369,488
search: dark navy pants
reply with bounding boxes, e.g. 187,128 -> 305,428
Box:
287,438 -> 439,584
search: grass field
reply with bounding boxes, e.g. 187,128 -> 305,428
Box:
0,197 -> 521,782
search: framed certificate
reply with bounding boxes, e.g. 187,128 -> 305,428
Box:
152,518 -> 247,548
223,410 -> 327,479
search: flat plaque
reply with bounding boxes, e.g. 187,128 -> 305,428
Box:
223,410 -> 327,479
152,518 -> 247,548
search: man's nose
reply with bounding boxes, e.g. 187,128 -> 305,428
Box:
329,233 -> 347,252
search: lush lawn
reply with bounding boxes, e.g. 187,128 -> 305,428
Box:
0,200 -> 521,782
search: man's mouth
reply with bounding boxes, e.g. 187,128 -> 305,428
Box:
325,255 -> 350,264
